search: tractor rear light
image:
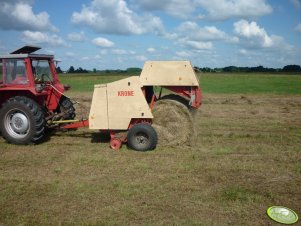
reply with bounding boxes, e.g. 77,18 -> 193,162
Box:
35,84 -> 44,92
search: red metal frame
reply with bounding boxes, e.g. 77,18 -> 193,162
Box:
110,138 -> 122,150
163,86 -> 202,108
61,120 -> 89,129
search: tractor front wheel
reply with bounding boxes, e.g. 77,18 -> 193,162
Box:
0,96 -> 45,144
127,123 -> 157,151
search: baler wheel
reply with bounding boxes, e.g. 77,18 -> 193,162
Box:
127,123 -> 157,151
0,96 -> 45,144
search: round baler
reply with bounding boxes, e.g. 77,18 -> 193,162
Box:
87,61 -> 202,151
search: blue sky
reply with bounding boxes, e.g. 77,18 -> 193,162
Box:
0,0 -> 300,70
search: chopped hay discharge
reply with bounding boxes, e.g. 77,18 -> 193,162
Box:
152,98 -> 196,147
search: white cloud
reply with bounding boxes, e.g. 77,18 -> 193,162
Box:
147,47 -> 156,53
112,49 -> 127,55
0,1 -> 57,31
177,21 -> 233,42
234,20 -> 271,46
99,50 -> 108,55
71,0 -> 165,35
295,23 -> 301,33
196,0 -> 272,20
234,20 -> 290,49
176,51 -> 192,58
238,49 -> 248,55
94,54 -> 102,60
92,37 -> 114,48
22,31 -> 68,47
290,0 -> 301,9
185,40 -> 213,50
66,52 -> 75,57
67,31 -> 86,42
234,20 -> 286,48
174,21 -> 234,51
135,55 -> 147,61
178,38 -> 213,50
133,0 -> 272,20
131,0 -> 196,18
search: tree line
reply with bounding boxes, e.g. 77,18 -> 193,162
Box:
56,66 -> 142,74
195,65 -> 301,73
56,64 -> 301,74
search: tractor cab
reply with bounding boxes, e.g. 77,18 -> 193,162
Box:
0,46 -> 58,88
0,46 -> 70,111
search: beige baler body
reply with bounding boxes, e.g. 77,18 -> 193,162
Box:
89,61 -> 200,130
140,61 -> 199,86
89,76 -> 153,130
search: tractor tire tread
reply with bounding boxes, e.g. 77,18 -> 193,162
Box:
0,96 -> 45,144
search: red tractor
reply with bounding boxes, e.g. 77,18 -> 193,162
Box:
0,46 -> 75,144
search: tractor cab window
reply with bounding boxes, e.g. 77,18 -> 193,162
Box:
4,59 -> 28,85
32,60 -> 53,83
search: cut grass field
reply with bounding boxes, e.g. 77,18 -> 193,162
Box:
0,73 -> 301,225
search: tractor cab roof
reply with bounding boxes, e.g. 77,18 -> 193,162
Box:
0,45 -> 54,59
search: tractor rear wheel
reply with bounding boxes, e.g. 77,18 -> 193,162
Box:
127,123 -> 157,151
0,96 -> 45,144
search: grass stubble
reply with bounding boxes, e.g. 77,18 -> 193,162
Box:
0,90 -> 301,225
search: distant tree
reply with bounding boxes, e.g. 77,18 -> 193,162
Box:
93,68 -> 97,73
282,65 -> 301,72
223,66 -> 239,72
253,65 -> 264,72
126,67 -> 142,73
68,66 -> 75,73
77,67 -> 84,73
73,67 -> 88,73
56,66 -> 63,73
203,67 -> 215,72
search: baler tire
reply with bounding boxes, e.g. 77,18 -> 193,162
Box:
0,96 -> 45,144
127,123 -> 157,151
58,96 -> 76,120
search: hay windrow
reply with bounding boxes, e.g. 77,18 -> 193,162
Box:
152,99 -> 196,147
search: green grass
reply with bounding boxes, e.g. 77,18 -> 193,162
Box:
59,73 -> 134,92
199,73 -> 301,94
58,72 -> 301,94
